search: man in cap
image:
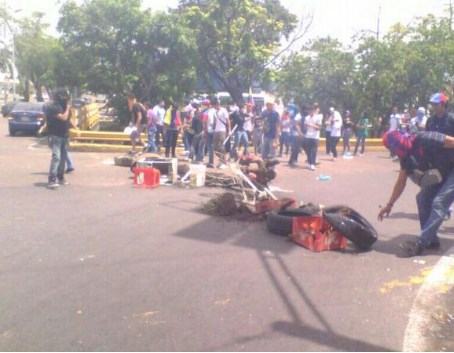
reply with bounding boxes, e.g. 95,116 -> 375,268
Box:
44,88 -> 76,189
380,92 -> 454,256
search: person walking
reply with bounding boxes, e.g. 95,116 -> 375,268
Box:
45,88 -> 76,189
353,111 -> 369,156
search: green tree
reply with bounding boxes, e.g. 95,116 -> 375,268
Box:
176,0 -> 304,103
15,12 -> 61,101
57,0 -> 197,124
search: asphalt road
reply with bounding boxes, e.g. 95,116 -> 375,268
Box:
0,117 -> 453,351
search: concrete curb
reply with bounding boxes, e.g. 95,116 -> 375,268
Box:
403,246 -> 454,351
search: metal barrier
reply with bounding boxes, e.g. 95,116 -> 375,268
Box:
72,103 -> 100,131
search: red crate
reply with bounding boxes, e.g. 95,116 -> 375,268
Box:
133,167 -> 160,188
291,215 -> 347,252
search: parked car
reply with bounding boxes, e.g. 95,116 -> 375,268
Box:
8,102 -> 45,136
2,101 -> 17,117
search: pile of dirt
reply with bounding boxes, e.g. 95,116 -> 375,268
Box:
200,192 -> 266,221
202,192 -> 238,216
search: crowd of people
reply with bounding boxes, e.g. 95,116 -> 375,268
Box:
42,87 -> 454,258
127,95 -> 427,171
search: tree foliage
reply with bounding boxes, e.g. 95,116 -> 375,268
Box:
176,0 -> 300,103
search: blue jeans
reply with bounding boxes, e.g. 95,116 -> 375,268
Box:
146,129 -> 157,153
230,130 -> 249,159
49,135 -> 68,181
416,168 -> 454,246
192,133 -> 204,162
354,135 -> 366,154
66,152 -> 74,170
183,131 -> 193,152
261,136 -> 276,160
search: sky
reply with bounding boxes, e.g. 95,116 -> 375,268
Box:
3,0 -> 449,45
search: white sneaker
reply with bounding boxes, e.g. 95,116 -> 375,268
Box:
310,164 -> 315,170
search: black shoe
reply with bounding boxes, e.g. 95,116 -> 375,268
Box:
58,178 -> 69,186
65,167 -> 74,173
206,163 -> 215,168
426,241 -> 441,250
47,180 -> 59,189
399,241 -> 424,257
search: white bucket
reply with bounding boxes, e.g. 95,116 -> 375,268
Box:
189,164 -> 206,187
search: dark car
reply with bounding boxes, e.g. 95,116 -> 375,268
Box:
2,101 -> 17,117
8,102 -> 45,136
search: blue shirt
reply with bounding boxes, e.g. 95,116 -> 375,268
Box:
262,109 -> 280,139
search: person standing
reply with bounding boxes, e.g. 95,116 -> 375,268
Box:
189,101 -> 205,163
416,106 -> 428,131
252,114 -> 263,156
353,111 -> 369,156
127,93 -> 147,154
329,108 -> 343,161
304,104 -> 322,170
230,103 -> 250,160
325,108 -> 334,155
278,109 -> 291,157
388,106 -> 402,158
153,99 -> 166,152
261,101 -> 280,160
163,102 -> 182,158
200,99 -> 215,167
45,88 -> 76,189
212,99 -> 230,167
145,101 -> 158,153
288,106 -> 304,167
342,110 -> 354,154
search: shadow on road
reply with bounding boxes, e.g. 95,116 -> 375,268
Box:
173,215 -> 392,351
271,321 -> 394,351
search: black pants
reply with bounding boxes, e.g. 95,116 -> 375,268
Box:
165,129 -> 179,158
289,135 -> 303,164
330,136 -> 340,158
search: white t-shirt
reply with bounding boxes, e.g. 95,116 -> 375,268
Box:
214,107 -> 229,133
389,114 -> 401,131
206,108 -> 216,133
153,105 -> 166,126
305,114 -> 322,139
330,111 -> 343,137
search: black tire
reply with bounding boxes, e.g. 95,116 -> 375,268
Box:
266,209 -> 294,236
323,205 -> 377,249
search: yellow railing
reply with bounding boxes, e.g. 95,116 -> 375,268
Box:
69,129 -> 387,153
72,103 -> 100,131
